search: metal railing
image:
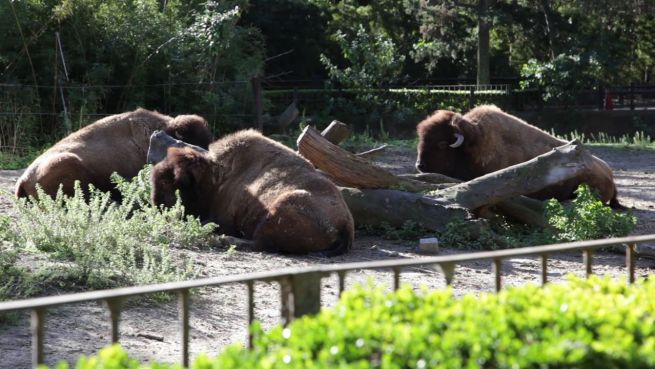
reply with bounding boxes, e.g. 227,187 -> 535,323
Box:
1,234 -> 654,368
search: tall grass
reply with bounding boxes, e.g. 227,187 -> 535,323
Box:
551,129 -> 654,149
0,166 -> 216,301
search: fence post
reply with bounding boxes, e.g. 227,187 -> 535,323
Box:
290,271 -> 322,319
630,83 -> 635,110
251,77 -> 263,131
469,86 -> 475,110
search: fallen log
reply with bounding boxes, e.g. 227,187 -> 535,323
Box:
298,125 -> 547,227
435,140 -> 593,210
339,187 -> 470,232
321,120 -> 350,145
400,172 -> 546,227
298,126 -> 432,192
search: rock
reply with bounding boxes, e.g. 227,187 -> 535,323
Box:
418,237 -> 439,254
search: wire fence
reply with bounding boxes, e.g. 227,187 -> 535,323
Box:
1,79 -> 654,155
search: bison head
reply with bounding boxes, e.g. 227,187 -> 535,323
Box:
151,146 -> 213,220
415,110 -> 475,180
164,114 -> 213,149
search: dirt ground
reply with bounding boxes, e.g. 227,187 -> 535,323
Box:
0,145 -> 654,369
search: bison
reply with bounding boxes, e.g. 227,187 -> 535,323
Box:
416,105 -> 621,207
150,129 -> 354,255
15,108 -> 213,199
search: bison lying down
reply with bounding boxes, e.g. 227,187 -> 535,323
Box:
150,129 -> 354,255
416,105 -> 621,207
15,108 -> 212,199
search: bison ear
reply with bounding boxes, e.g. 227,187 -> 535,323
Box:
171,149 -> 210,190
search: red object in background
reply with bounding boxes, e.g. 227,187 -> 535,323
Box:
604,91 -> 614,110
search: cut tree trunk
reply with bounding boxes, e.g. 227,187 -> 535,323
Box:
321,120 -> 350,145
339,187 -> 471,232
400,172 -> 546,227
298,126 -> 432,192
298,125 -> 548,227
435,140 -> 593,210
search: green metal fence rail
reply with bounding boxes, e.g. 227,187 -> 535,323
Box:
1,234 -> 654,368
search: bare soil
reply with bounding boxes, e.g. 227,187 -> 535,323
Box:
0,145 -> 654,369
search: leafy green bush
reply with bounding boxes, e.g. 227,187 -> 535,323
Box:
441,184 -> 636,249
48,275 -> 655,369
1,166 -> 216,295
546,184 -> 636,242
520,54 -> 602,105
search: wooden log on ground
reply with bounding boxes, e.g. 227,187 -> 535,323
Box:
339,187 -> 471,232
400,172 -> 546,227
321,120 -> 350,145
298,126 -> 432,192
435,140 -> 593,210
299,125 -> 546,227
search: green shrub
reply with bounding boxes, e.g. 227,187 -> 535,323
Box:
1,166 -> 216,296
546,184 -> 637,242
48,275 -> 655,369
441,184 -> 636,249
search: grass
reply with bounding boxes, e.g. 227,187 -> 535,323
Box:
552,130 -> 655,150
0,147 -> 45,170
0,166 -> 217,303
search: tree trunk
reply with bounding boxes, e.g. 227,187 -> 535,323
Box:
339,187 -> 471,232
401,172 -> 546,227
298,126 -> 432,192
299,125 -> 546,227
436,140 -> 593,209
320,120 -> 350,145
477,0 -> 491,85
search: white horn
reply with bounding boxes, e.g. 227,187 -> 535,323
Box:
449,133 -> 464,148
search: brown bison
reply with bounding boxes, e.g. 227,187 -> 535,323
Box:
150,129 -> 354,255
15,108 -> 212,199
416,105 -> 621,207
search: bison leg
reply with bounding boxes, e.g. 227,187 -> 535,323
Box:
19,153 -> 92,199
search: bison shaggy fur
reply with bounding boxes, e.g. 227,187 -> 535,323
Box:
15,108 -> 212,199
150,129 -> 354,255
416,105 -> 621,207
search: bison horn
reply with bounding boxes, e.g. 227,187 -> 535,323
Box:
449,133 -> 464,148
147,130 -> 208,165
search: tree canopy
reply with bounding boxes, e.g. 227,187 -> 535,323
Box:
0,0 -> 653,139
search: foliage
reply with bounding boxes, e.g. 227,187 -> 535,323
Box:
546,184 -> 636,242
0,0 -> 263,144
47,276 -> 655,369
360,220 -> 430,241
553,130 -> 655,151
321,25 -> 405,90
520,54 -> 602,104
0,166 -> 216,297
441,184 -> 636,249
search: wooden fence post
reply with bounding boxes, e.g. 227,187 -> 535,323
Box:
290,271 -> 322,319
251,76 -> 263,131
469,86 -> 475,110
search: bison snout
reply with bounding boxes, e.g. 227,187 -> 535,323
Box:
415,160 -> 427,173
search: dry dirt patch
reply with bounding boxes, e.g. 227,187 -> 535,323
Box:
0,146 -> 654,369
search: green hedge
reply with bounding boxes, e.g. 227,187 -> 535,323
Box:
47,275 -> 655,369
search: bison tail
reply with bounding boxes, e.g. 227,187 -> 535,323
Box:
609,192 -> 626,210
318,224 -> 353,257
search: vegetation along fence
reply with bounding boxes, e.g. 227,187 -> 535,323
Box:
1,234 -> 654,368
4,79 -> 654,154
